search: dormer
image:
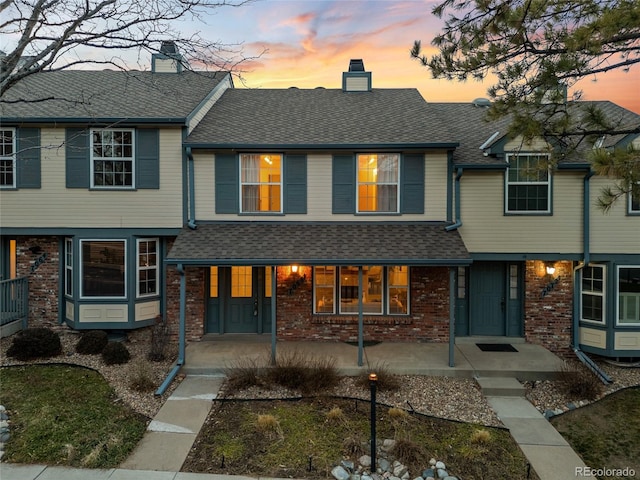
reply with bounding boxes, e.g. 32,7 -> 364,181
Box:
342,59 -> 372,92
151,41 -> 186,73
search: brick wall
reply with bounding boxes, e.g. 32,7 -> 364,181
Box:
524,260 -> 574,357
165,265 -> 205,342
275,266 -> 451,343
15,236 -> 60,329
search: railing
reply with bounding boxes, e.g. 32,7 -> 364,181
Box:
1,277 -> 29,332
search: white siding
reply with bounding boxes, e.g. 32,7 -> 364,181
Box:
0,127 -> 184,228
590,175 -> 640,254
459,170 -> 583,253
193,152 -> 448,222
153,58 -> 179,73
503,135 -> 551,152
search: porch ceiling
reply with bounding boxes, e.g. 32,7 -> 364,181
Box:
166,222 -> 471,266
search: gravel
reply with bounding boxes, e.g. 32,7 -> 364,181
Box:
2,328 -> 639,426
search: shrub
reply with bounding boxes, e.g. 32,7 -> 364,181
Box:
390,438 -> 425,466
129,360 -> 156,392
6,328 -> 62,361
326,407 -> 345,424
102,341 -> 131,365
470,428 -> 492,444
267,349 -> 340,395
148,316 -> 170,362
76,330 -> 108,355
556,361 -> 604,400
225,356 -> 263,393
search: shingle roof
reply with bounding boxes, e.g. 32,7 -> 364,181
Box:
166,222 -> 471,265
1,70 -> 228,123
186,88 -> 460,148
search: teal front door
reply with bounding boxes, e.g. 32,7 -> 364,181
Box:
206,266 -> 272,334
469,262 -> 506,336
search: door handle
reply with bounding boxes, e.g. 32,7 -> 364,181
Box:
500,298 -> 506,312
253,298 -> 258,316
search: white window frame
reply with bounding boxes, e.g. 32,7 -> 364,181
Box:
617,265 -> 640,326
136,238 -> 159,298
356,153 -> 400,213
629,182 -> 640,214
0,128 -> 16,188
80,239 -> 127,299
90,128 -> 135,189
580,264 -> 606,324
313,266 -> 336,314
239,153 -> 283,213
65,238 -> 73,297
505,153 -> 551,214
387,265 -> 409,315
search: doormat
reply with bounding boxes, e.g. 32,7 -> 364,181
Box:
476,343 -> 518,352
345,340 -> 381,347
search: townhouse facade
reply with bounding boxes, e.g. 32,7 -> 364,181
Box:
1,56 -> 639,360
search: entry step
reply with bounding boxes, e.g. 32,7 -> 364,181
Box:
476,377 -> 525,397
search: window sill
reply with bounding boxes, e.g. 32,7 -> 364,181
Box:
312,315 -> 412,326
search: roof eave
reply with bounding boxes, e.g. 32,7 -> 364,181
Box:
184,142 -> 460,150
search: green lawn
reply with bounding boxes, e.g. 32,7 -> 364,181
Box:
0,364 -> 147,468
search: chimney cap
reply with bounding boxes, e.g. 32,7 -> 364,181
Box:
348,59 -> 365,72
160,41 -> 179,55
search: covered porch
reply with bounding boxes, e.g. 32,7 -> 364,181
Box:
182,335 -> 565,380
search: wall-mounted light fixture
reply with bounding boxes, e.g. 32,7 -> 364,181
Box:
291,265 -> 299,274
545,261 -> 556,276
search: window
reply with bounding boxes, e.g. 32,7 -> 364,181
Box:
137,239 -> 158,297
240,154 -> 282,212
357,154 -> 399,212
231,266 -> 252,297
618,266 -> 640,325
209,267 -> 219,298
265,267 -> 272,298
313,266 -> 409,315
81,240 -> 126,298
91,129 -> 134,188
0,128 -> 15,188
509,264 -> 519,300
630,183 -> 640,214
457,267 -> 466,299
506,154 -> 550,213
388,266 -> 408,314
581,265 -> 605,323
65,239 -> 73,296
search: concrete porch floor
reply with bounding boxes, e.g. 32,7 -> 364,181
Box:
182,335 -> 565,380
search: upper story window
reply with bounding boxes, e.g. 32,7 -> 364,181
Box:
91,129 -> 135,188
505,154 -> 550,213
0,129 -> 16,188
630,183 -> 640,214
240,154 -> 282,213
357,154 -> 399,213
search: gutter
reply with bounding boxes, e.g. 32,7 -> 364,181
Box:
186,147 -> 197,230
445,168 -> 464,231
155,263 -> 187,396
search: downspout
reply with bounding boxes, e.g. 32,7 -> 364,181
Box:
155,263 -> 187,395
445,168 -> 464,231
186,147 -> 197,230
572,170 -> 611,384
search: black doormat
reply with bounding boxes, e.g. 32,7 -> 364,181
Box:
476,343 -> 518,352
345,340 -> 381,347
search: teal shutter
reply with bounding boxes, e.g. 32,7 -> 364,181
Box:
400,154 -> 424,214
16,128 -> 41,188
284,154 -> 307,214
65,128 -> 90,188
332,154 -> 355,213
136,129 -> 159,189
215,153 -> 238,213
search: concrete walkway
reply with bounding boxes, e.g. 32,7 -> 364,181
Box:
477,377 -> 588,479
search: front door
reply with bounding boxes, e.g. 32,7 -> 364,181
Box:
206,266 -> 272,334
469,262 -> 506,336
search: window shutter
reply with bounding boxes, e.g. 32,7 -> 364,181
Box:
401,154 -> 424,214
215,153 -> 238,213
332,154 -> 355,213
65,128 -> 90,188
16,128 -> 41,188
136,129 -> 159,189
284,154 -> 307,214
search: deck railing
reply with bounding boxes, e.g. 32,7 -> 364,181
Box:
1,277 -> 29,333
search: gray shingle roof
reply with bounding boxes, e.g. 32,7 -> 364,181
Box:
1,70 -> 228,123
186,88 -> 460,147
167,222 -> 470,265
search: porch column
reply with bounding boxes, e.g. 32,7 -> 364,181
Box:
358,266 -> 364,367
271,265 -> 277,365
449,266 -> 456,367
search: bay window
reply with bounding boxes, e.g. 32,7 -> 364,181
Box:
81,240 -> 126,298
618,266 -> 640,325
137,239 -> 158,297
581,265 -> 605,323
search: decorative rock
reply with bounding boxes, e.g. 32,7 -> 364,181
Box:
332,465 -> 350,480
362,475 -> 373,480
401,472 -> 410,480
443,477 -> 459,480
358,455 -> 371,468
412,477 -> 423,480
342,460 -> 356,471
0,432 -> 9,443
436,469 -> 448,479
350,474 -> 361,480
429,458 -> 436,466
382,439 -> 396,452
393,464 -> 408,477
378,458 -> 390,472
425,477 -> 435,480
435,461 -> 446,470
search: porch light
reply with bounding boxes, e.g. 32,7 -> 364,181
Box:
291,265 -> 299,274
545,262 -> 556,276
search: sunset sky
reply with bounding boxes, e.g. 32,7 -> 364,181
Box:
179,0 -> 640,113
